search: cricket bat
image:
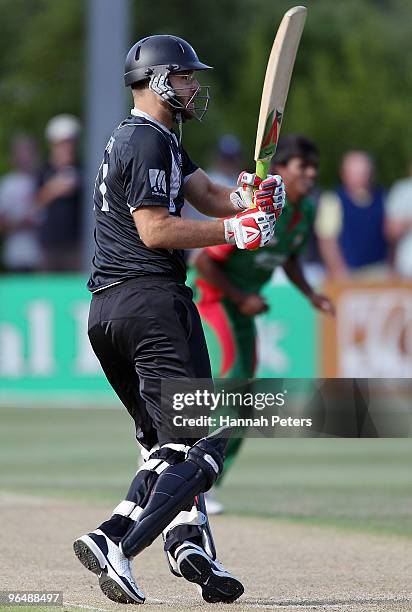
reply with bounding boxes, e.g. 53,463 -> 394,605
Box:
254,6 -> 307,181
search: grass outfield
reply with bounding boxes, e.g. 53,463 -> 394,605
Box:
0,406 -> 411,537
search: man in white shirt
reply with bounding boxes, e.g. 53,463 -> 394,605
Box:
0,136 -> 41,272
385,161 -> 412,277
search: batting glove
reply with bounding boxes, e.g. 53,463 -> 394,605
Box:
223,209 -> 275,250
230,171 -> 286,220
230,172 -> 260,210
255,175 -> 285,220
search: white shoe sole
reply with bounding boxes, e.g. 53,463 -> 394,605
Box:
177,548 -> 243,603
73,535 -> 144,605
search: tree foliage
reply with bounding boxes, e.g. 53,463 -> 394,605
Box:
0,0 -> 411,186
0,0 -> 84,171
220,0 -> 412,185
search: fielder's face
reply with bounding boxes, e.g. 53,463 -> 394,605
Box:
282,157 -> 318,198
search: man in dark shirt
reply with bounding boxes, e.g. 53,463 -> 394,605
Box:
74,35 -> 285,605
36,114 -> 82,271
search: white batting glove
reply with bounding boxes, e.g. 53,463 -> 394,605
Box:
223,209 -> 275,250
230,171 -> 260,210
230,171 -> 286,220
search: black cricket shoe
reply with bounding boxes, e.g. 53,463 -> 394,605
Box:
73,529 -> 145,605
174,541 -> 244,603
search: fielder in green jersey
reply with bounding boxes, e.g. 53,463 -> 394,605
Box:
190,135 -> 334,513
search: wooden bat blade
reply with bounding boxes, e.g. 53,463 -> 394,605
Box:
254,6 -> 307,178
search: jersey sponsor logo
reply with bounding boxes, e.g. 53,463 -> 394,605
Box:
149,169 -> 167,197
255,251 -> 285,270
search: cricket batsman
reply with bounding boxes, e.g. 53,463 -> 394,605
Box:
191,134 -> 335,510
73,35 -> 285,605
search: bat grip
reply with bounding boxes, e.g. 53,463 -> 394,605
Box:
256,159 -> 270,181
246,185 -> 255,209
247,160 -> 271,210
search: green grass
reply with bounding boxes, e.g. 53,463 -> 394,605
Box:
0,407 -> 411,537
218,437 -> 412,537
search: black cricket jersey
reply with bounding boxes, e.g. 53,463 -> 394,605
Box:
87,109 -> 198,292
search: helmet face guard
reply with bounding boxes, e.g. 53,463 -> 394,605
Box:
179,84 -> 210,122
149,72 -> 211,122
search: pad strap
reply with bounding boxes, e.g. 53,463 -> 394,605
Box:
112,500 -> 136,517
163,506 -> 206,536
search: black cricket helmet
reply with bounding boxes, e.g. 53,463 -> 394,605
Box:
124,35 -> 212,86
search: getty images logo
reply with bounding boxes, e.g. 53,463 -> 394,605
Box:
149,169 -> 166,197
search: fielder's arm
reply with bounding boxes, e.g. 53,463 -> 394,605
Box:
283,254 -> 335,315
194,250 -> 269,316
193,249 -> 246,305
282,253 -> 312,297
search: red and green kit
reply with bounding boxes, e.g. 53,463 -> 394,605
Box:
190,196 -> 315,379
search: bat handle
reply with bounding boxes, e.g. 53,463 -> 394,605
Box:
248,159 -> 270,209
246,185 -> 256,209
247,160 -> 271,209
256,159 -> 270,181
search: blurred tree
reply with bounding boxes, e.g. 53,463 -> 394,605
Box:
227,0 -> 412,186
0,0 -> 412,188
0,0 -> 84,172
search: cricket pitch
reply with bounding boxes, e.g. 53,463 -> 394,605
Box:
1,493 -> 411,612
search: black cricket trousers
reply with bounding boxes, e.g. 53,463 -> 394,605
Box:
87,276 -> 212,449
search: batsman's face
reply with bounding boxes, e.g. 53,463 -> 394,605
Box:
283,157 -> 318,197
169,71 -> 200,110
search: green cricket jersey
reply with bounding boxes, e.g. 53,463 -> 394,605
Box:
190,197 -> 315,476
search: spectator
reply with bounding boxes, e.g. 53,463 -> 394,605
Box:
0,135 -> 42,272
207,134 -> 242,187
36,114 -> 82,271
385,160 -> 412,278
315,151 -> 387,279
